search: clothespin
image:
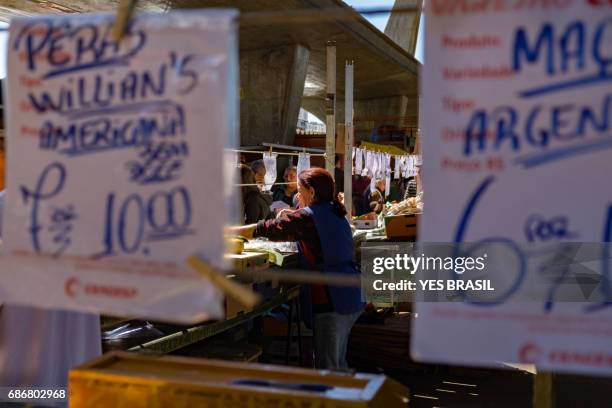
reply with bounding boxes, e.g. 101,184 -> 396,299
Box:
268,145 -> 273,156
187,255 -> 261,309
112,0 -> 138,42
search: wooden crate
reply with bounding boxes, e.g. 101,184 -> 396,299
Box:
70,352 -> 410,408
384,214 -> 419,240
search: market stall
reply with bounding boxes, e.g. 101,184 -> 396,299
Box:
0,0 -> 424,405
349,141 -> 422,243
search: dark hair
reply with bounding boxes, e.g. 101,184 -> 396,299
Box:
250,159 -> 265,174
239,164 -> 258,199
283,165 -> 297,179
298,168 -> 347,217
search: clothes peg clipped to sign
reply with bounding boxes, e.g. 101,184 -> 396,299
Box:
187,255 -> 261,310
112,0 -> 138,42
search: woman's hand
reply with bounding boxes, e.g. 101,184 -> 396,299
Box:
276,208 -> 298,219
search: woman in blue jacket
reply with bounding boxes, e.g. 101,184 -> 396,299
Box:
233,168 -> 363,369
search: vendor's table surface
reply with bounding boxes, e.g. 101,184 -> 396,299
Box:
126,285 -> 301,355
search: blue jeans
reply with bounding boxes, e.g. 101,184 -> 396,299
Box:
314,311 -> 361,370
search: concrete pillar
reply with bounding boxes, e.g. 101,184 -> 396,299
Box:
302,96 -> 345,126
301,97 -> 326,124
384,0 -> 422,55
344,62 -> 354,219
325,44 -> 337,175
240,44 -> 310,146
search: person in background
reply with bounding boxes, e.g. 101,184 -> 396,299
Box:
273,166 -> 298,207
0,145 -> 100,399
250,159 -> 267,188
387,179 -> 403,202
396,176 -> 409,201
403,176 -> 417,199
403,163 -> 421,200
230,168 -> 363,369
240,164 -> 272,224
351,175 -> 370,216
334,154 -> 344,197
362,178 -> 386,215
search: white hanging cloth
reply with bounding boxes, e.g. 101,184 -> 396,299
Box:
393,155 -> 401,180
354,148 -> 363,176
374,153 -> 381,180
263,152 -> 278,192
403,156 -> 411,178
368,152 -> 377,192
363,150 -> 374,177
397,155 -> 405,178
384,154 -> 391,198
352,148 -> 359,175
410,155 -> 419,177
297,152 -> 311,177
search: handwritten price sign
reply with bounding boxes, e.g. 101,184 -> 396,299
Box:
413,2 -> 612,375
0,11 -> 238,323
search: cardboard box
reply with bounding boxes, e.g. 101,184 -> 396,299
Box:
353,219 -> 377,229
384,214 -> 419,240
225,252 -> 269,274
224,252 -> 270,318
70,352 -> 410,408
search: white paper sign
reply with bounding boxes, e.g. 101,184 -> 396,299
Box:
0,11 -> 238,323
413,3 -> 612,375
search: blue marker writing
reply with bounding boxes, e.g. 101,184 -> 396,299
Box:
20,162 -> 67,253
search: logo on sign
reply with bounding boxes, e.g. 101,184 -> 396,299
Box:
518,342 -> 543,364
64,277 -> 138,299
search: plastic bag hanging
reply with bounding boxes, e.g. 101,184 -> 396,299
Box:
297,152 -> 311,177
362,150 -> 372,177
410,156 -> 418,177
384,154 -> 391,198
393,155 -> 401,180
402,156 -> 411,178
369,152 -> 380,192
263,152 -> 277,192
377,153 -> 385,180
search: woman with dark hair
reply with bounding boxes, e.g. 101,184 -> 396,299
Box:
231,168 -> 363,369
250,159 -> 267,187
240,164 -> 272,224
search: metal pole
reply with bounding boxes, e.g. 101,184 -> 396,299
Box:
344,62 -> 354,219
326,44 -> 336,176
